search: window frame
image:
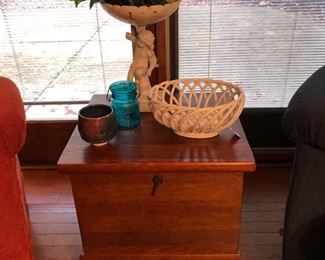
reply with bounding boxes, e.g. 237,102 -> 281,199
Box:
19,9 -> 294,166
167,10 -> 293,151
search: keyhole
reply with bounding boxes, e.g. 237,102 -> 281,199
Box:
151,176 -> 163,197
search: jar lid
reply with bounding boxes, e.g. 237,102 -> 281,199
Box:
110,80 -> 137,94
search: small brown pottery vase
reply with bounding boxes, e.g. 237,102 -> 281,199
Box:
78,104 -> 116,146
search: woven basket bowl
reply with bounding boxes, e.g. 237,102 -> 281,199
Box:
149,78 -> 245,138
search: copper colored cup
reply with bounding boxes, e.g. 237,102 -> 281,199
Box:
78,104 -> 116,146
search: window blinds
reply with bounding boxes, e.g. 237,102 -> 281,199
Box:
0,0 -> 132,111
178,0 -> 325,107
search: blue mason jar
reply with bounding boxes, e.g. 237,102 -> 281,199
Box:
109,80 -> 140,130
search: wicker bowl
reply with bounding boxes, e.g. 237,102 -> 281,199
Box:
149,78 -> 245,138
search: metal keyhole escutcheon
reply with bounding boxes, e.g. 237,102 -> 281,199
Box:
151,176 -> 163,197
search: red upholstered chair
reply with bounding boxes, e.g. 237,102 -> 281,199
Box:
0,77 -> 34,259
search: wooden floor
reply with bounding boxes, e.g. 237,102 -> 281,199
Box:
23,164 -> 291,260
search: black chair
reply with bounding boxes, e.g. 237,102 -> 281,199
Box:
282,65 -> 325,260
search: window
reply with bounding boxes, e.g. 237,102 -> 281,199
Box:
1,0 -> 132,119
178,0 -> 325,107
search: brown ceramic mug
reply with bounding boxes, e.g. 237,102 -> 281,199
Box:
78,104 -> 116,146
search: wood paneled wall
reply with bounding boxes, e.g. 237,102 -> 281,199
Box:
19,121 -> 76,166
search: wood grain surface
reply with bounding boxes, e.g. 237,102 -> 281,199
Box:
57,95 -> 255,174
71,172 -> 243,256
57,94 -> 256,259
24,164 -> 290,260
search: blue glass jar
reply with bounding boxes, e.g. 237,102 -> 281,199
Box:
109,80 -> 140,130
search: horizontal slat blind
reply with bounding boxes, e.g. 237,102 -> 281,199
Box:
1,0 -> 132,118
178,0 -> 325,107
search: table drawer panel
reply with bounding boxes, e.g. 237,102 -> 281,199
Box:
71,172 -> 242,202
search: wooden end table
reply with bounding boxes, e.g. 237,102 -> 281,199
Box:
57,95 -> 256,260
